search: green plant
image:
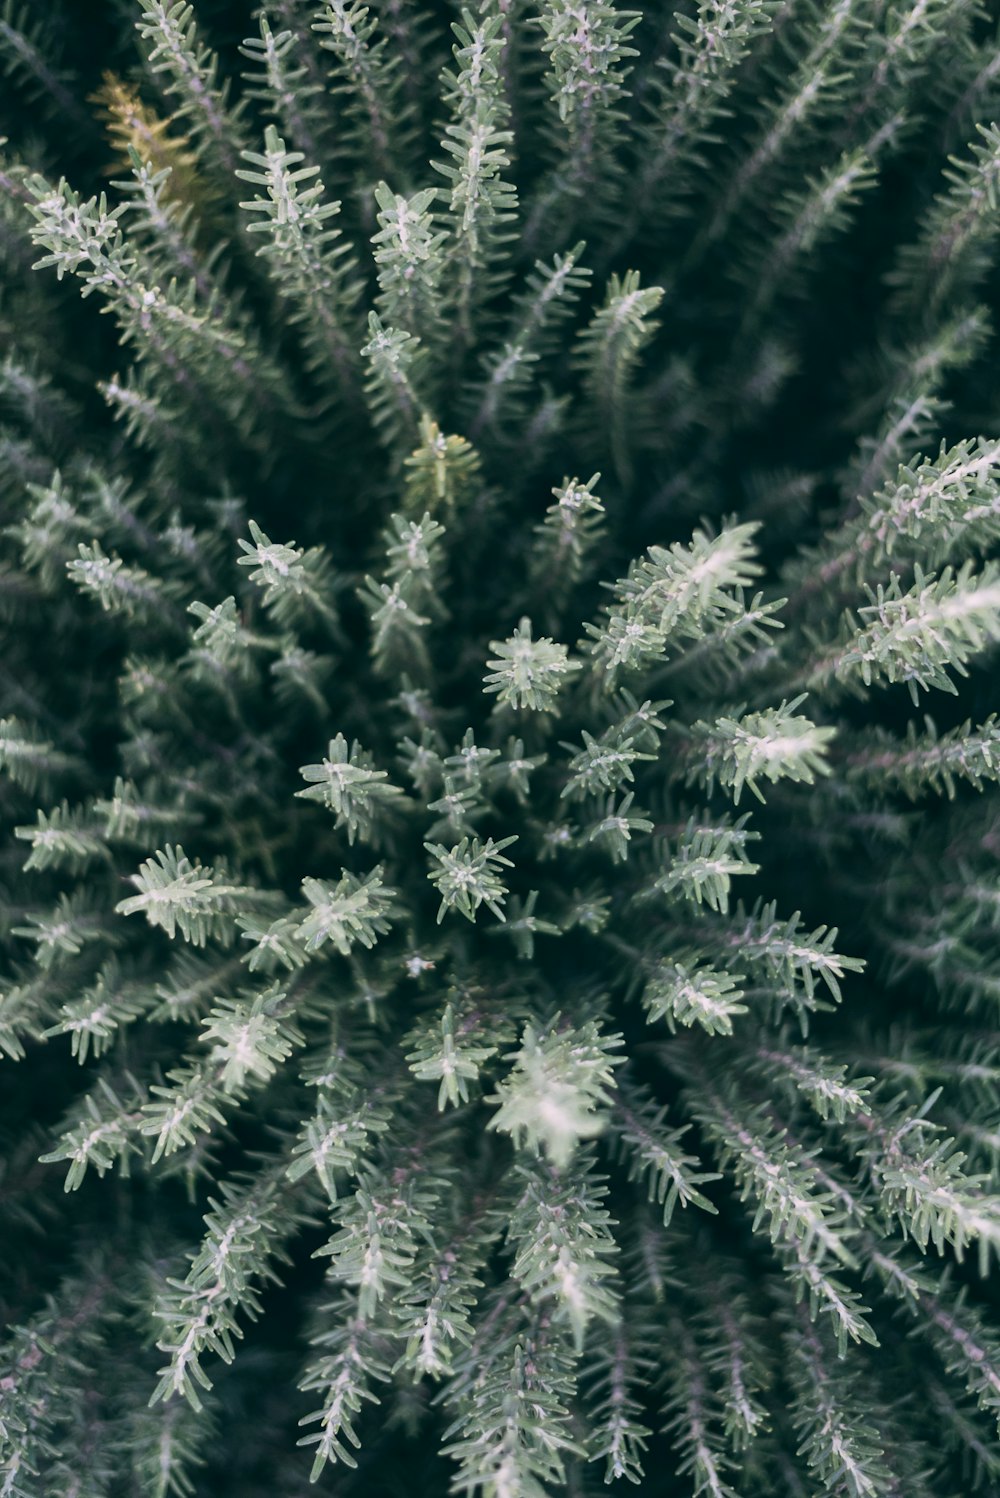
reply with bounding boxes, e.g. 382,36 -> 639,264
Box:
1,2 -> 999,1494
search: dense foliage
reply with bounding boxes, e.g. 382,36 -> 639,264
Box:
2,1 -> 1000,1493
